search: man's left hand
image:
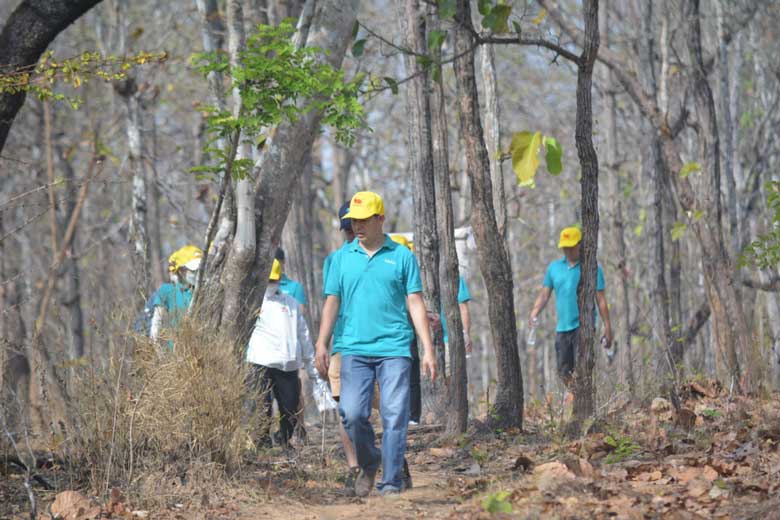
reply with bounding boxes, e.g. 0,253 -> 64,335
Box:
602,329 -> 614,349
422,352 -> 437,381
426,311 -> 441,332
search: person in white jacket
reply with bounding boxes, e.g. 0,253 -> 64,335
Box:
246,258 -> 334,448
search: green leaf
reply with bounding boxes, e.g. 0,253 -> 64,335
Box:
438,0 -> 456,19
383,76 -> 399,95
531,8 -> 547,25
428,29 -> 448,52
352,39 -> 367,57
415,55 -> 433,69
679,161 -> 701,178
482,491 -> 513,514
478,0 -> 493,16
351,20 -> 360,39
543,136 -> 563,175
512,20 -> 522,35
510,131 -> 542,186
489,5 -> 512,33
692,209 -> 705,221
671,221 -> 687,241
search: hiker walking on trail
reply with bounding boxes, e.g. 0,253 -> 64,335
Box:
315,191 -> 437,497
246,258 -> 335,449
323,201 -> 361,490
148,245 -> 203,344
528,226 -> 613,386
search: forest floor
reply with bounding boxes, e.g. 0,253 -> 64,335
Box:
3,380 -> 780,519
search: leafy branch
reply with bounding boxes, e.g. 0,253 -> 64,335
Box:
0,50 -> 167,109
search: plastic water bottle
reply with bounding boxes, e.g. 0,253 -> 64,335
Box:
602,336 -> 616,364
527,317 -> 539,346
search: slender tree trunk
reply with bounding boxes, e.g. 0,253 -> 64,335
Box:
479,44 -> 506,239
57,152 -> 85,360
600,1 -> 635,396
398,0 -> 446,423
428,5 -> 467,433
453,0 -> 523,429
571,0 -> 600,430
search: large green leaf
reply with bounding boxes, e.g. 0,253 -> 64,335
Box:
510,131 -> 542,187
428,29 -> 448,52
543,136 -> 562,175
679,161 -> 701,178
477,0 -> 493,16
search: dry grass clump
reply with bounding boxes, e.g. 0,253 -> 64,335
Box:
131,319 -> 260,470
69,317 -> 266,496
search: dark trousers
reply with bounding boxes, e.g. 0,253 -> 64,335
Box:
409,338 -> 421,423
248,364 -> 301,446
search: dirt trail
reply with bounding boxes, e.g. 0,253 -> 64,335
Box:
243,466 -> 459,519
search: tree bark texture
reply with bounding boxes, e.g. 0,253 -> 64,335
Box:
571,0 -> 600,429
0,0 -> 104,154
428,5 -> 468,433
600,2 -> 635,396
398,0 -> 446,423
453,0 -> 523,429
479,45 -> 507,240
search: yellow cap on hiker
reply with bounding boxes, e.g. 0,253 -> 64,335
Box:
269,259 -> 283,281
168,245 -> 203,272
558,227 -> 582,248
343,191 -> 384,220
390,234 -> 411,249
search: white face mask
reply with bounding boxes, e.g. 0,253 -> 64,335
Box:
182,269 -> 198,287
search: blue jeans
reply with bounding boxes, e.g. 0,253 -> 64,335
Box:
339,355 -> 411,492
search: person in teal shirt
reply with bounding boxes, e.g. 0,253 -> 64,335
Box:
314,191 -> 437,497
275,248 -> 307,307
529,226 -> 613,386
440,276 -> 472,349
149,245 -> 203,346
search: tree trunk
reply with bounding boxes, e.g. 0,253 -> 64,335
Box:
684,0 -> 753,391
571,0 -> 600,431
428,5 -> 468,434
220,0 -> 358,343
600,1 -> 635,396
57,150 -> 85,360
453,0 -> 523,430
479,45 -> 507,240
398,0 -> 446,423
0,0 -> 104,154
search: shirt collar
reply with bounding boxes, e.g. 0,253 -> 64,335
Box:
349,234 -> 396,254
560,256 -> 580,269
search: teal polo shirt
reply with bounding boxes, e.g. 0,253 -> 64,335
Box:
324,235 -> 422,358
543,257 -> 605,332
151,282 -> 192,329
441,276 -> 471,343
322,241 -> 351,350
279,274 -> 306,306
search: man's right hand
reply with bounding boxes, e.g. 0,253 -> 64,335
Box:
314,343 -> 330,379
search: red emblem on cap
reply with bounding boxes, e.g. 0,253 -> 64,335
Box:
354,198 -> 363,204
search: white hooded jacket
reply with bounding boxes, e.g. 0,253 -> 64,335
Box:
246,285 -> 335,411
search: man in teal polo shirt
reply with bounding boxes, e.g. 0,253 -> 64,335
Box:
315,191 -> 436,497
529,226 -> 613,386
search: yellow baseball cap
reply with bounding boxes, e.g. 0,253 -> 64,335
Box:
390,234 -> 411,249
558,227 -> 582,248
269,259 -> 283,281
168,245 -> 203,272
343,191 -> 384,220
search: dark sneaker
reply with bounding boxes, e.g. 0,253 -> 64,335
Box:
343,466 -> 360,496
402,458 -> 413,490
355,468 -> 377,498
